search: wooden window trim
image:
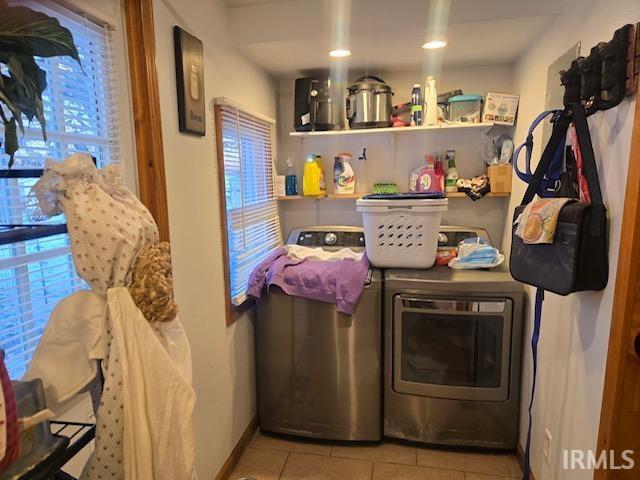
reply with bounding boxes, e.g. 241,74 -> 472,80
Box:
214,105 -> 254,325
122,0 -> 170,242
123,2 -> 249,325
595,92 -> 640,478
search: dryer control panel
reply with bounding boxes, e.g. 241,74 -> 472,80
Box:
437,226 -> 491,249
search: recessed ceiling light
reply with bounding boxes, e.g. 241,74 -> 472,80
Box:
422,40 -> 447,50
329,49 -> 352,58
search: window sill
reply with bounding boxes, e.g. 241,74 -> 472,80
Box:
227,298 -> 255,326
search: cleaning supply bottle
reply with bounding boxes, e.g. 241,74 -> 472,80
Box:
445,150 -> 459,193
333,155 -> 342,189
409,165 -> 421,191
435,153 -> 445,192
410,84 -> 423,126
303,153 -> 321,196
335,153 -> 355,194
315,155 -> 326,195
416,154 -> 439,193
285,158 -> 298,195
424,76 -> 438,126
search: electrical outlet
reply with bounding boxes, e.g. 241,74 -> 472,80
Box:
544,428 -> 553,465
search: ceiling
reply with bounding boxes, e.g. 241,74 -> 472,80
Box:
224,0 -> 573,77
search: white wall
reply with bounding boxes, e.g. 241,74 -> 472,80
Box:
152,0 -> 276,477
506,2 -> 638,479
277,65 -> 515,246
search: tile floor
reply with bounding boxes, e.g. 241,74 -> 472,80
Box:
230,431 -> 523,480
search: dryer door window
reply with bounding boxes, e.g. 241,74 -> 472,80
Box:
393,295 -> 512,402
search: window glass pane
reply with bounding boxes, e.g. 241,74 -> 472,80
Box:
400,312 -> 503,388
0,3 -> 118,379
0,235 -> 84,379
218,105 -> 281,306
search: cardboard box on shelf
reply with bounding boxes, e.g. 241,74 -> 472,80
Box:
487,164 -> 512,193
482,92 -> 519,126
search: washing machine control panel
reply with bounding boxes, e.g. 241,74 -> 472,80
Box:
324,233 -> 337,245
295,230 -> 365,248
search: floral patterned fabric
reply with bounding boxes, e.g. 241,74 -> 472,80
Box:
32,154 -> 159,295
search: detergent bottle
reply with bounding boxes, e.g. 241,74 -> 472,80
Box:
335,153 -> 356,194
416,154 -> 440,193
303,153 -> 321,196
315,155 -> 327,196
435,153 -> 445,192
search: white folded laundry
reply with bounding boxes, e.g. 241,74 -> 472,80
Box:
23,290 -> 107,406
285,244 -> 364,262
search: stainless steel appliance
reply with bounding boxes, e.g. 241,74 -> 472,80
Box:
384,226 -> 524,449
346,76 -> 393,129
255,226 -> 382,441
294,77 -> 340,131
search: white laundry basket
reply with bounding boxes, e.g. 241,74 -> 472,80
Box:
356,196 -> 448,268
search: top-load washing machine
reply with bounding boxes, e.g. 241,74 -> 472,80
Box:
255,226 -> 382,441
384,226 -> 525,449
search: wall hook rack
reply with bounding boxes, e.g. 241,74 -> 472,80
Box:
560,23 -> 639,116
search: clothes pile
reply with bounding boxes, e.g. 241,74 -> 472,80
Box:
248,245 -> 370,315
456,175 -> 491,200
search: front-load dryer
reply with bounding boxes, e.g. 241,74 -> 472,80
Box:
383,226 -> 525,449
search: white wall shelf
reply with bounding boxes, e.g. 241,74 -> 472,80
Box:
278,192 -> 510,201
289,122 -> 495,138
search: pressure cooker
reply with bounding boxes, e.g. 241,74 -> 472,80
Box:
346,76 -> 393,129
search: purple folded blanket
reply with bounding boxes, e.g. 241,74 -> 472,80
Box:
247,247 -> 370,315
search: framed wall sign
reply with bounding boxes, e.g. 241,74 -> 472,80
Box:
173,26 -> 205,135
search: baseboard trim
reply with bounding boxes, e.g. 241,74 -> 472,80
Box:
214,415 -> 258,480
516,443 -> 536,480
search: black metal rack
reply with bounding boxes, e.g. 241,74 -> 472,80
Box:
0,224 -> 69,246
6,421 -> 96,480
0,351 -> 102,480
560,23 -> 639,115
0,167 -> 68,247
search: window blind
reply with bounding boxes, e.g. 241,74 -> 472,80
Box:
216,102 -> 282,306
0,2 -> 120,378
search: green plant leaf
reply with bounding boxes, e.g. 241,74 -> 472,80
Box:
0,2 -> 79,166
0,73 -> 25,135
1,74 -> 33,134
0,74 -> 20,118
8,53 -> 47,96
4,117 -> 18,169
0,4 -> 79,61
6,53 -> 46,136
